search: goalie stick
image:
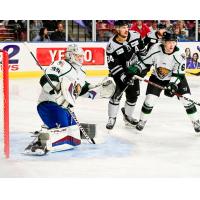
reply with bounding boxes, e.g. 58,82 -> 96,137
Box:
24,42 -> 95,144
134,75 -> 200,107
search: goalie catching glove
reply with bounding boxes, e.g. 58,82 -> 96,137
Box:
80,77 -> 116,99
99,77 -> 116,98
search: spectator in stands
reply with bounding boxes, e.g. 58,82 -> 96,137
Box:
42,20 -> 58,31
149,20 -> 158,33
173,25 -> 187,41
198,27 -> 200,41
185,47 -> 192,68
30,20 -> 43,40
185,20 -> 195,40
96,20 -> 114,41
177,20 -> 189,38
165,20 -> 173,33
7,20 -> 27,41
50,22 -> 65,41
187,53 -> 200,69
130,20 -> 150,38
32,27 -> 50,42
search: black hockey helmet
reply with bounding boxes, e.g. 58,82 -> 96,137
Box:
114,20 -> 129,27
157,23 -> 166,29
162,32 -> 177,41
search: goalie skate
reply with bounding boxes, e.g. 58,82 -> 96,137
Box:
24,139 -> 48,156
121,107 -> 138,127
24,131 -> 50,156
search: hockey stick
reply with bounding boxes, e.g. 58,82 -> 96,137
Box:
24,42 -> 95,144
134,75 -> 200,106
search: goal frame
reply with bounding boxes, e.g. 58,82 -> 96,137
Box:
1,50 -> 9,158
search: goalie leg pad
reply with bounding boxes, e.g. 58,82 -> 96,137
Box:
47,125 -> 81,152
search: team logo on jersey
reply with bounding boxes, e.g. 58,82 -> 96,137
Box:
150,39 -> 157,43
156,67 -> 171,79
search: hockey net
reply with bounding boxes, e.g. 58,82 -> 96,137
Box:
0,50 -> 9,158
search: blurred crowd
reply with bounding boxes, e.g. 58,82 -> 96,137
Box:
0,20 -> 199,42
96,20 -> 196,41
1,20 -> 200,69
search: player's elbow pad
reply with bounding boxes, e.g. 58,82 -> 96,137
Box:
40,74 -> 60,94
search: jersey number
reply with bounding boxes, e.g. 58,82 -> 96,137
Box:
107,55 -> 114,63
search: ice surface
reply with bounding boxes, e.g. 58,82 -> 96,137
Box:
1,76 -> 200,177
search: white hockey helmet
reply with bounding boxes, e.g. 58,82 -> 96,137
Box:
66,44 -> 85,66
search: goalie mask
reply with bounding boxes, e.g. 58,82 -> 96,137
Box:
66,44 -> 85,66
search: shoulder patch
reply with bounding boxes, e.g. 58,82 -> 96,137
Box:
116,48 -> 124,55
129,30 -> 140,39
130,40 -> 139,47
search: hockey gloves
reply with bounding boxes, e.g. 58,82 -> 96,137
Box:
164,82 -> 178,97
121,64 -> 140,85
127,64 -> 140,75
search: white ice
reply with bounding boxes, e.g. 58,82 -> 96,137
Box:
1,76 -> 200,178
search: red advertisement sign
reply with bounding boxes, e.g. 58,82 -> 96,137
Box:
36,47 -> 105,66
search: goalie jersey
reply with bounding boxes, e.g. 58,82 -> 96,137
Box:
138,43 -> 186,81
38,60 -> 86,104
106,30 -> 146,82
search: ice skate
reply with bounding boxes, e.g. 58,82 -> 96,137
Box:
24,132 -> 50,156
136,120 -> 147,131
106,117 -> 116,130
192,120 -> 200,133
24,139 -> 48,156
121,107 -> 138,127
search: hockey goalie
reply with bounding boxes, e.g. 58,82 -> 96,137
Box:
24,44 -> 115,155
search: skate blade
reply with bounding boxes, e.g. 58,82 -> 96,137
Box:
194,132 -> 200,136
106,128 -> 115,134
23,149 -> 47,156
124,121 -> 137,128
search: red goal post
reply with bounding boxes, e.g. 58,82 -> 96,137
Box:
0,50 -> 9,158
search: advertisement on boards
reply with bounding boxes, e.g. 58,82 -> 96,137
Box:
0,42 -> 200,77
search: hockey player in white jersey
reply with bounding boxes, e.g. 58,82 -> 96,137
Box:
106,20 -> 146,130
24,44 -> 106,155
143,23 -> 167,52
135,32 -> 200,133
